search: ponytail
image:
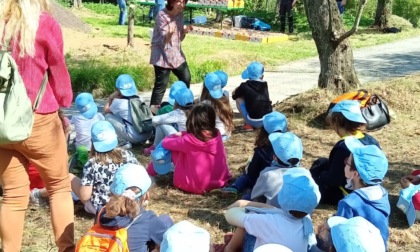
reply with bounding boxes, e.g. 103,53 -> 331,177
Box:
105,187 -> 141,218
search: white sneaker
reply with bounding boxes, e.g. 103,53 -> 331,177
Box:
29,188 -> 48,207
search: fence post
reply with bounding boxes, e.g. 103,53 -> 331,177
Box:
128,4 -> 135,47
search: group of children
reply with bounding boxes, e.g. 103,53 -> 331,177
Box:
24,60 -> 418,251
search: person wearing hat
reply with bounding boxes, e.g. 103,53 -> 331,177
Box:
216,111 -> 288,197
335,136 -> 390,249
214,70 -> 230,98
310,100 -> 381,205
199,72 -> 234,141
159,220 -> 211,252
69,121 -> 139,214
144,86 -> 194,155
71,92 -> 105,150
223,168 -> 321,252
79,163 -> 173,251
251,132 -> 303,207
232,61 -> 272,131
104,74 -> 152,149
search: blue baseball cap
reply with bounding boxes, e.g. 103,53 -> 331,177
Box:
241,61 -> 264,80
91,121 -> 118,152
344,136 -> 388,185
397,184 -> 420,227
116,74 -> 138,97
75,92 -> 98,119
277,168 -> 320,214
214,70 -> 228,88
160,220 -> 210,252
151,142 -> 172,175
263,111 -> 288,134
253,244 -> 292,252
110,163 -> 152,198
328,216 -> 385,252
168,81 -> 187,106
173,87 -> 194,107
204,72 -> 223,99
269,132 -> 303,166
331,100 -> 367,123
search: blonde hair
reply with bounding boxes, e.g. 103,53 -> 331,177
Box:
0,0 -> 50,57
105,187 -> 142,218
90,147 -> 125,166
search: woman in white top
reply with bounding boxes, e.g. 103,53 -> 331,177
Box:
104,74 -> 152,148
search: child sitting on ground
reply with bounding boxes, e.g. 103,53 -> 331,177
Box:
77,163 -> 173,251
144,87 -> 194,155
218,111 -> 288,198
310,100 -> 381,205
222,168 -> 320,252
214,70 -> 229,98
200,72 -> 234,141
104,74 -> 152,149
398,170 -> 420,226
334,136 -> 390,249
251,132 -> 303,207
70,121 -> 139,214
147,103 -> 231,194
232,61 -> 272,131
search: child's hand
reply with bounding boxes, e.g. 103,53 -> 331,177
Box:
227,199 -> 249,209
402,175 -> 420,185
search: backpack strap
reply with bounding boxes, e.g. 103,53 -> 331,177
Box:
33,72 -> 48,112
120,95 -> 141,127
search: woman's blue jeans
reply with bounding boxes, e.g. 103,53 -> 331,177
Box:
117,0 -> 127,25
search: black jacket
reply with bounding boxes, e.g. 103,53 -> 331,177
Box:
232,80 -> 272,119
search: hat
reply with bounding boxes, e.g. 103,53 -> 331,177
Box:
253,244 -> 292,252
116,74 -> 138,97
173,87 -> 194,107
168,81 -> 187,106
75,92 -> 98,119
263,111 -> 288,134
344,136 -> 388,185
151,142 -> 172,175
110,163 -> 152,198
327,216 -> 385,252
269,132 -> 303,166
160,220 -> 210,252
241,61 -> 264,80
277,168 -> 320,214
331,100 -> 366,124
214,70 -> 228,88
204,72 -> 223,99
397,184 -> 420,227
91,121 -> 118,152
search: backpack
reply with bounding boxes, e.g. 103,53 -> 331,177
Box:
0,46 -> 47,144
325,89 -> 391,131
76,208 -> 141,252
121,96 -> 153,134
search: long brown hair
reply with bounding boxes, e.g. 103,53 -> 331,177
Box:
200,85 -> 234,133
330,112 -> 366,135
105,187 -> 141,219
254,128 -> 271,148
186,103 -> 218,142
90,147 -> 125,166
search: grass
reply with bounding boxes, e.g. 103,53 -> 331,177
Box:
15,74 -> 420,251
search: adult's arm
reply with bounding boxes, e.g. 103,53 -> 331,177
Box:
154,11 -> 174,45
46,16 -> 73,108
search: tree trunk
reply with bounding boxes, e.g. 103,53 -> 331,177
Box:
373,0 -> 393,28
127,5 -> 135,47
72,0 -> 82,8
302,0 -> 364,92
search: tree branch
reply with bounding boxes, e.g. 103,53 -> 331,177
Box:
335,0 -> 367,45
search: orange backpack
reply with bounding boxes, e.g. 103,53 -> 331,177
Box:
329,89 -> 372,110
76,208 -> 141,252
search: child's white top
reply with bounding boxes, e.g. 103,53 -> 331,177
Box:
152,109 -> 187,131
201,100 -> 227,136
71,113 -> 105,150
243,208 -> 308,252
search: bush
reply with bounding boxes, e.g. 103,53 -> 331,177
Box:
393,0 -> 420,27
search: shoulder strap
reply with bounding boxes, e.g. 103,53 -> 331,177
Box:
120,95 -> 140,100
33,72 -> 48,111
126,213 -> 143,229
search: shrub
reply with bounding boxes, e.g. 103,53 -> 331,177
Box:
393,0 -> 420,27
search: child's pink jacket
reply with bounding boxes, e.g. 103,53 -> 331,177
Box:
162,131 -> 231,194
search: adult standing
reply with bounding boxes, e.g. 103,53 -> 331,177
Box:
0,1 -> 75,251
117,0 -> 127,25
279,0 -> 296,34
149,0 -> 193,112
